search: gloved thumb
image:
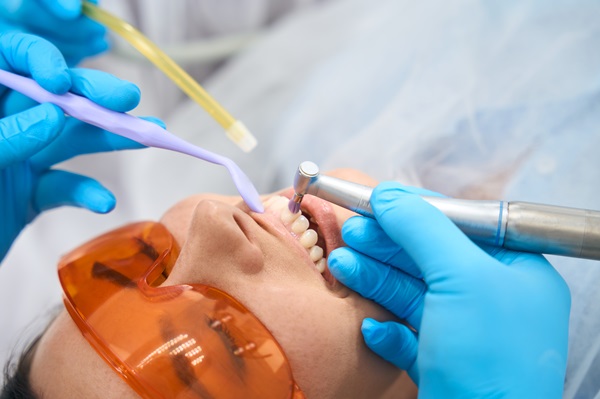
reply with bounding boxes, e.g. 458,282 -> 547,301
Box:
328,247 -> 425,326
361,318 -> 419,382
371,182 -> 489,283
0,103 -> 65,169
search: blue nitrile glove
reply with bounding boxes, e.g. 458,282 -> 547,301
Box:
0,32 -> 161,262
328,182 -> 571,399
0,0 -> 107,66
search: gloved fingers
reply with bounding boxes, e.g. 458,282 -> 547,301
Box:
32,18 -> 105,43
0,103 -> 65,168
361,318 -> 418,379
46,36 -> 108,67
341,216 -> 422,278
477,244 -> 523,265
371,182 -> 490,281
0,32 -> 71,94
480,246 -> 565,296
34,169 -> 115,213
0,0 -> 89,21
68,68 -> 140,112
0,160 -> 33,261
328,247 -> 425,327
478,243 -> 550,268
0,90 -> 38,115
29,116 -> 164,171
38,0 -> 99,19
1,1 -> 105,40
38,0 -> 82,20
338,182 -> 445,278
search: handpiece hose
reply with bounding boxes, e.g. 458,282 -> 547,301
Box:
292,161 -> 600,261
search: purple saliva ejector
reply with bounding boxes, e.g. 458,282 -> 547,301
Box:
0,69 -> 263,213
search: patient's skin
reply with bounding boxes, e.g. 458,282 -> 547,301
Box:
29,170 -> 417,399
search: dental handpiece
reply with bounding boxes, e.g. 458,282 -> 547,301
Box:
289,161 -> 600,261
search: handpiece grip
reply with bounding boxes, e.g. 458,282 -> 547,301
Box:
504,202 -> 600,260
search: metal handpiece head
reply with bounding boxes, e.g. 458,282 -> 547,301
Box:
288,161 -> 320,213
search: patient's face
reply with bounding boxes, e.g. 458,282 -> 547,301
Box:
29,170 -> 416,399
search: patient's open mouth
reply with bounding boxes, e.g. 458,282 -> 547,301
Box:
262,195 -> 340,284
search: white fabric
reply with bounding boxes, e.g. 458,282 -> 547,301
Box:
1,0 -> 599,396
88,0 -> 328,119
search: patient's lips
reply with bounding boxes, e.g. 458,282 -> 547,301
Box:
262,195 -> 338,279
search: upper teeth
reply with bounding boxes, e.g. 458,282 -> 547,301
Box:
263,196 -> 326,273
291,215 -> 309,234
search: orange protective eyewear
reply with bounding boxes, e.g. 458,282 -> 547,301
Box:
58,222 -> 305,399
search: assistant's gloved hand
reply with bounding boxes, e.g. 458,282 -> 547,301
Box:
0,32 -> 159,262
0,0 -> 107,66
328,182 -> 571,399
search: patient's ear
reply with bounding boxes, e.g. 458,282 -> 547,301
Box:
325,168 -> 378,186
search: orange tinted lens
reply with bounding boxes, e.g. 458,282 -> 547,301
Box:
59,222 -> 303,399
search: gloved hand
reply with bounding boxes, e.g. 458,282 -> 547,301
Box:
328,182 -> 571,399
0,0 -> 107,66
0,32 -> 159,262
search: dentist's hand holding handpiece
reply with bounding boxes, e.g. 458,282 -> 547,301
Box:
329,182 -> 570,399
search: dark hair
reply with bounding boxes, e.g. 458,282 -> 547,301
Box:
0,335 -> 41,399
1,306 -> 60,399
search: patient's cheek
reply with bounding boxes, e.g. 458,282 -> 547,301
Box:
30,311 -> 137,399
244,286 -> 400,399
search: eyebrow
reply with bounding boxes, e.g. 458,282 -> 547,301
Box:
92,261 -> 137,288
206,316 -> 247,376
159,316 -> 216,399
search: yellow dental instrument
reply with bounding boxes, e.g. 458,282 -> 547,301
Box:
82,1 -> 257,152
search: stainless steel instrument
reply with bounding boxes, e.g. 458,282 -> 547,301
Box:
289,161 -> 600,260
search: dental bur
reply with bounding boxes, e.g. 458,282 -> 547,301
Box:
289,161 -> 600,261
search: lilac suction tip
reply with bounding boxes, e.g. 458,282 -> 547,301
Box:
243,188 -> 264,213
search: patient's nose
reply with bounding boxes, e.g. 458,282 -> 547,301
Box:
159,193 -> 243,245
163,199 -> 263,288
